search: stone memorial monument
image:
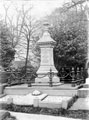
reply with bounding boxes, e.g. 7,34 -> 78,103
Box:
35,22 -> 60,84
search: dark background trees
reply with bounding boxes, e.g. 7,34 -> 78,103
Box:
0,21 -> 15,70
46,4 -> 87,70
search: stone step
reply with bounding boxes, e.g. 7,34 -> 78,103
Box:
31,82 -> 63,87
31,84 -> 83,90
83,84 -> 89,88
4,85 -> 78,96
77,88 -> 89,98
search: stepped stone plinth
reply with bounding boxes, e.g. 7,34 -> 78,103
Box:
35,22 -> 60,84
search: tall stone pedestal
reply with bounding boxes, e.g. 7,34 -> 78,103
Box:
35,23 -> 59,84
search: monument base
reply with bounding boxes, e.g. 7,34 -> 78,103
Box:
35,75 -> 60,84
37,65 -> 58,74
85,78 -> 89,84
83,78 -> 89,88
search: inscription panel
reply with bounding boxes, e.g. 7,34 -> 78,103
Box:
41,48 -> 50,65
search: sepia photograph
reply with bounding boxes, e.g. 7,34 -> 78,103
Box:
0,0 -> 89,120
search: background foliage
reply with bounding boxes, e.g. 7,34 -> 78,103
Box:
0,22 -> 15,70
47,6 -> 87,69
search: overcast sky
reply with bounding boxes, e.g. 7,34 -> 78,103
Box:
0,0 -> 70,20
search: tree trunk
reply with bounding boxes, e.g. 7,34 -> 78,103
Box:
25,38 -> 30,76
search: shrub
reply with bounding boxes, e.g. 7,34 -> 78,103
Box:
1,103 -> 89,119
18,65 -> 37,83
6,64 -> 37,86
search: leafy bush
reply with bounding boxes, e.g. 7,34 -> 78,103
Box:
6,64 -> 37,85
0,23 -> 15,70
18,65 -> 37,83
47,5 -> 87,68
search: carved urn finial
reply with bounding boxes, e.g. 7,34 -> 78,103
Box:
43,21 -> 50,32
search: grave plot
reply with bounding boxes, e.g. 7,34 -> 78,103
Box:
0,89 -> 76,109
0,94 -> 75,109
38,96 -> 73,109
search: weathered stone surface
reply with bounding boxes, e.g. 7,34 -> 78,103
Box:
7,97 -> 13,104
39,96 -> 72,109
39,101 -> 62,108
70,98 -> 89,110
62,100 -> 68,109
35,76 -> 59,83
33,97 -> 39,107
62,97 -> 72,109
32,90 -> 42,96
